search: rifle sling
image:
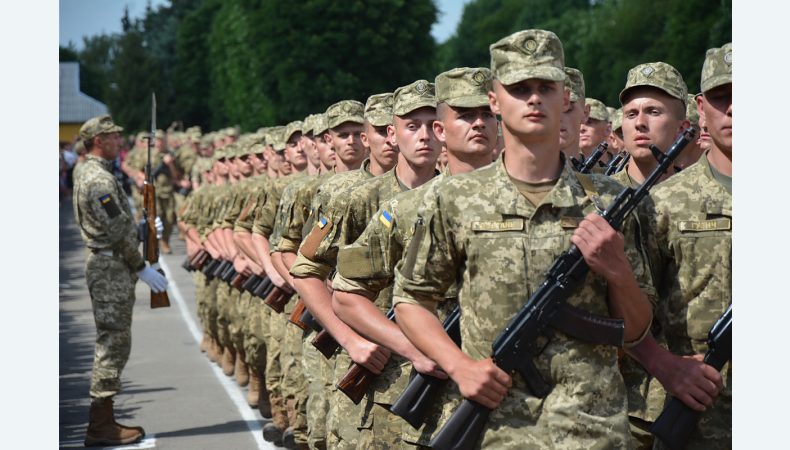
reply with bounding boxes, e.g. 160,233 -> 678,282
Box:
548,303 -> 624,347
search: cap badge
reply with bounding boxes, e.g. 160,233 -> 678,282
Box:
415,81 -> 428,94
641,66 -> 655,77
472,71 -> 487,85
342,103 -> 352,113
523,39 -> 538,53
724,51 -> 732,65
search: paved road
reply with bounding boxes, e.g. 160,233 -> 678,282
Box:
59,201 -> 280,450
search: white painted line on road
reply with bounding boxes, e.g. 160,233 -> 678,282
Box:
160,258 -> 275,450
59,436 -> 157,448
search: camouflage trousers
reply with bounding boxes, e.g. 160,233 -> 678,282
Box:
326,350 -> 364,450
206,278 -> 220,341
358,401 -> 407,450
85,253 -> 136,399
156,193 -> 176,244
281,307 -> 308,445
226,287 -> 244,352
193,271 -> 208,332
266,306 -> 288,430
244,299 -> 267,371
302,330 -> 329,450
216,282 -> 233,349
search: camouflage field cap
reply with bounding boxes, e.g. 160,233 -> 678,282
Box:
364,93 -> 395,127
490,29 -> 565,85
606,107 -> 616,122
563,67 -> 585,102
435,68 -> 492,108
701,42 -> 732,93
611,108 -> 623,131
619,61 -> 688,106
225,127 -> 239,138
326,100 -> 365,129
271,127 -> 287,152
686,94 -> 700,126
284,120 -> 303,142
311,113 -> 329,136
212,147 -> 225,161
393,80 -> 437,116
155,129 -> 165,139
80,115 -> 124,141
302,114 -> 320,136
225,143 -> 239,159
250,142 -> 266,155
586,98 -> 609,121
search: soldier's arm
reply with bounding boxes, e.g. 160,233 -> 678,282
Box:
85,179 -> 146,272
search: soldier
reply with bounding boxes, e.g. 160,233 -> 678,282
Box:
72,115 -> 167,446
393,29 -> 655,449
674,93 -> 706,171
628,42 -> 732,450
331,67 -> 498,448
579,97 -> 612,161
608,107 -> 626,154
609,62 -> 690,188
558,67 -> 589,162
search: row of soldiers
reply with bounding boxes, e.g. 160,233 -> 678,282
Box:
171,29 -> 730,450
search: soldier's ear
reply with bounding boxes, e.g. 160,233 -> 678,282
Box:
432,120 -> 447,144
488,90 -> 500,115
387,124 -> 397,146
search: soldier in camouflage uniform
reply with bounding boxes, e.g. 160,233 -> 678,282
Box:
120,132 -> 148,222
579,97 -> 612,161
608,107 -> 626,155
627,42 -> 732,450
609,62 -> 690,188
73,115 -> 168,447
674,93 -> 706,171
392,29 -> 656,449
331,67 -> 498,448
558,67 -> 589,163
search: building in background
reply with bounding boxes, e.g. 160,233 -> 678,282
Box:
59,62 -> 108,145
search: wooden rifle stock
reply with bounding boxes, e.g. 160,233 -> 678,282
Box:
190,250 -> 210,270
288,299 -> 308,330
231,273 -> 249,292
264,286 -> 291,313
337,364 -> 374,405
311,329 -> 340,359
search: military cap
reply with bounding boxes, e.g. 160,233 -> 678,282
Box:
364,93 -> 395,127
611,108 -> 623,131
686,94 -> 700,126
302,114 -> 321,136
563,67 -> 585,102
250,142 -> 266,155
271,127 -> 287,152
80,115 -> 124,141
155,129 -> 165,139
489,29 -> 565,85
225,127 -> 239,137
135,131 -> 147,141
586,98 -> 609,121
186,125 -> 202,135
619,61 -> 688,107
224,143 -> 239,159
212,147 -> 225,161
326,100 -> 365,129
435,68 -> 492,108
606,107 -> 616,122
284,120 -> 304,142
311,113 -> 329,136
393,80 -> 437,116
701,42 -> 732,93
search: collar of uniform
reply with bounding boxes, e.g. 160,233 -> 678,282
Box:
696,150 -> 732,215
85,154 -> 113,172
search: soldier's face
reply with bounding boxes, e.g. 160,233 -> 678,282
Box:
286,132 -> 307,170
328,122 -> 365,166
622,88 -> 689,160
489,78 -> 567,143
315,134 -> 336,170
559,100 -> 586,152
363,121 -> 398,169
279,157 -> 292,176
434,105 -> 497,159
608,129 -> 625,153
302,134 -> 320,168
98,132 -> 122,159
237,154 -> 253,177
579,117 -> 611,154
390,107 -> 440,169
698,83 -> 732,156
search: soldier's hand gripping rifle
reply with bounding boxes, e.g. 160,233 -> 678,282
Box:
430,129 -> 695,450
143,93 -> 171,309
650,304 -> 732,450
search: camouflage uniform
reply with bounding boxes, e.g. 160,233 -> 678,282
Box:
73,141 -> 146,400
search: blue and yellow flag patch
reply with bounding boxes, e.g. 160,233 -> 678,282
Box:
379,210 -> 393,228
318,216 -> 329,229
99,194 -> 111,204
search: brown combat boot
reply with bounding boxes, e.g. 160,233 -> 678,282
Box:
84,397 -> 144,447
207,339 -> 220,363
160,240 -> 172,254
235,351 -> 249,387
258,371 -> 272,419
200,334 -> 210,353
247,370 -> 260,408
222,346 -> 236,376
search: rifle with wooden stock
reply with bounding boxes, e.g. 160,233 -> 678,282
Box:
288,299 -> 309,331
429,129 -> 696,450
143,93 -> 170,309
650,304 -> 732,450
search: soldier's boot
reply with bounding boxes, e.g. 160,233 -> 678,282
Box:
282,427 -> 297,449
258,371 -> 272,419
235,349 -> 249,386
262,423 -> 284,446
84,397 -> 144,447
160,240 -> 172,254
200,333 -> 210,353
247,370 -> 260,408
207,339 -> 220,363
222,346 -> 236,376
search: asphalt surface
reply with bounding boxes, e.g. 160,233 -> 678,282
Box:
59,201 -> 280,450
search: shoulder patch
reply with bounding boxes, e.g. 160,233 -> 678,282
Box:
471,218 -> 524,232
300,216 -> 333,260
98,193 -> 122,218
378,210 -> 393,228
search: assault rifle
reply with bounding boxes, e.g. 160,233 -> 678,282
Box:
390,306 -> 461,428
288,299 -> 309,331
650,304 -> 732,450
579,142 -> 609,174
430,129 -> 695,450
143,93 -> 170,309
604,150 -> 627,175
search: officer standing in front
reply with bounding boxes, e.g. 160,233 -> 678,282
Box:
72,115 -> 168,447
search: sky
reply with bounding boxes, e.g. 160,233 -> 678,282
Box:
60,0 -> 471,49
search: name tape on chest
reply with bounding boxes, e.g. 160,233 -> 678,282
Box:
559,216 -> 583,229
677,218 -> 731,232
471,218 -> 524,232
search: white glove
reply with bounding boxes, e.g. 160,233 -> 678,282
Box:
137,265 -> 168,293
155,216 -> 164,239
